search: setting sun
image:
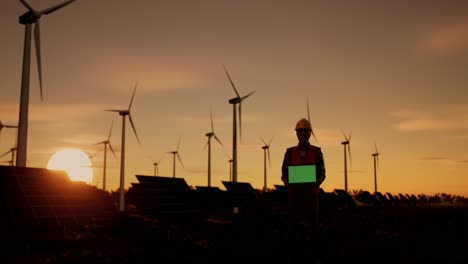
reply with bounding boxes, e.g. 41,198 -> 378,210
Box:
47,148 -> 93,184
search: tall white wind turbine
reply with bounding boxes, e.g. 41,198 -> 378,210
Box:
223,65 -> 255,182
105,81 -> 141,211
372,142 -> 381,194
94,118 -> 117,191
15,0 -> 77,167
167,137 -> 183,178
204,107 -> 224,187
341,130 -> 352,192
260,137 -> 272,192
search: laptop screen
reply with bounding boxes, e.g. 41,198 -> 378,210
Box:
288,164 -> 317,183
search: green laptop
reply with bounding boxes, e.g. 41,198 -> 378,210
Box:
288,164 -> 317,183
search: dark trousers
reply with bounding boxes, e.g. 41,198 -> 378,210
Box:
286,185 -> 320,263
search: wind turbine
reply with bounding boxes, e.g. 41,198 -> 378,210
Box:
94,118 -> 117,191
341,130 -> 352,192
167,137 -> 183,178
1,147 -> 17,167
15,0 -> 77,167
0,121 -> 18,134
152,154 -> 165,176
372,142 -> 381,194
260,136 -> 273,192
223,65 -> 255,182
105,81 -> 141,211
306,97 -> 318,142
204,107 -> 224,187
0,121 -> 18,145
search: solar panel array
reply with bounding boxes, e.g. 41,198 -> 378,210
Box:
0,165 -> 116,233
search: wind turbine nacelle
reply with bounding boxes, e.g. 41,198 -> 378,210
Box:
229,97 -> 241,104
19,12 -> 38,24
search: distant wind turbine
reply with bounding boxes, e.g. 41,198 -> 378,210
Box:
372,142 -> 381,194
260,136 -> 273,192
167,137 -> 183,178
153,154 -> 165,176
224,152 -> 233,182
204,106 -> 224,187
15,0 -> 77,167
341,130 -> 352,192
105,81 -> 141,211
0,121 -> 18,145
223,65 -> 255,182
1,147 -> 17,167
0,121 -> 18,134
306,97 -> 318,142
94,118 -> 117,191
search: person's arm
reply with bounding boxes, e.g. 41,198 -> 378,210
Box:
281,148 -> 291,185
317,148 -> 326,185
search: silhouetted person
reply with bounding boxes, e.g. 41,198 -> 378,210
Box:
281,118 -> 326,263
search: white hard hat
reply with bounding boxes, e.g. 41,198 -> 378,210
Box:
295,118 -> 312,131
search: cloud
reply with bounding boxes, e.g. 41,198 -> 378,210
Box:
390,106 -> 468,132
420,18 -> 468,56
419,156 -> 468,165
28,103 -> 105,122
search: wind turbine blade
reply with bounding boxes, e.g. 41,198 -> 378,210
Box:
105,109 -> 121,113
34,21 -> 43,101
20,0 -> 34,12
223,65 -> 240,97
108,143 -> 117,159
311,129 -> 318,143
107,118 -> 115,140
210,106 -> 214,132
0,150 -> 11,159
203,139 -> 208,150
374,141 -> 378,154
307,97 -> 311,122
177,153 -> 184,168
214,134 -> 224,147
128,81 -> 138,110
348,131 -> 352,142
260,136 -> 267,146
268,137 -> 273,147
128,115 -> 141,145
240,91 -> 255,101
341,129 -> 347,140
176,136 -> 181,151
41,0 -> 76,15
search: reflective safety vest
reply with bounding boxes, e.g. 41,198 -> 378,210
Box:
289,145 -> 319,166
286,145 -> 321,193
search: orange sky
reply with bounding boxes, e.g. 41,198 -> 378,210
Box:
1,0 -> 467,197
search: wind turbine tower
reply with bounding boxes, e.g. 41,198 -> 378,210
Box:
167,137 -> 183,178
105,81 -> 141,211
204,107 -> 224,187
16,0 -> 77,167
260,137 -> 272,192
341,130 -> 352,192
372,142 -> 380,194
94,118 -> 117,191
223,65 -> 255,182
